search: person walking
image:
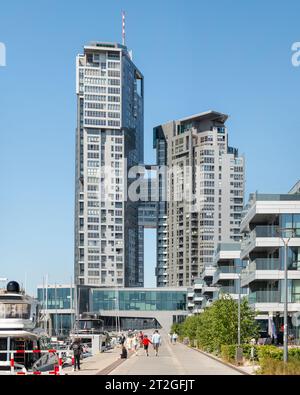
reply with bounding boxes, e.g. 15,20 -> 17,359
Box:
120,345 -> 128,359
151,330 -> 161,357
142,334 -> 152,356
71,338 -> 83,371
120,333 -> 126,346
132,334 -> 139,356
172,332 -> 178,345
125,335 -> 133,351
138,331 -> 144,348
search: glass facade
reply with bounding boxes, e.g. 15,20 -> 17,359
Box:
37,287 -> 74,310
91,289 -> 187,311
51,314 -> 73,336
280,214 -> 300,234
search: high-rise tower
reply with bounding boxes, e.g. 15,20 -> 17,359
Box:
153,111 -> 245,287
75,42 -> 144,288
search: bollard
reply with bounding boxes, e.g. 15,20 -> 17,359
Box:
10,352 -> 15,375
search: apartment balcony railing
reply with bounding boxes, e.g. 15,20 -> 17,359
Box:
241,258 -> 280,278
217,265 -> 236,273
240,258 -> 300,287
253,226 -> 279,237
254,258 -> 281,270
194,296 -> 204,302
248,291 -> 300,304
220,285 -> 238,294
248,290 -> 280,304
244,225 -> 300,242
241,226 -> 284,258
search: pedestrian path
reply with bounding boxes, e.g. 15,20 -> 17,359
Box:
64,346 -> 124,375
109,332 -> 243,375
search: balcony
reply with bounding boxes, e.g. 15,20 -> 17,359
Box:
241,258 -> 300,287
241,226 -> 281,259
194,279 -> 204,290
241,258 -> 280,286
202,285 -> 219,295
220,285 -> 238,294
248,290 -> 280,304
212,266 -> 239,284
202,266 -> 216,279
194,296 -> 204,302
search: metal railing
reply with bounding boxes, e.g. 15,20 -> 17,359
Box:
0,349 -> 70,375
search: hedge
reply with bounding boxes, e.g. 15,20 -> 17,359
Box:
220,344 -> 258,363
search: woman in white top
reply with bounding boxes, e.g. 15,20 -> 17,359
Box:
132,334 -> 139,355
125,336 -> 133,350
172,332 -> 178,344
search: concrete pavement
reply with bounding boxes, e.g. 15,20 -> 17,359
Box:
109,332 -> 243,375
64,346 -> 126,375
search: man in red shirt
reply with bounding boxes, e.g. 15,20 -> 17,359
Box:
142,334 -> 152,356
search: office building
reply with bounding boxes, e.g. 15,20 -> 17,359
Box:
37,285 -> 188,333
37,284 -> 75,337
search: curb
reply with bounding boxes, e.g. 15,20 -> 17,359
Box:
185,344 -> 251,375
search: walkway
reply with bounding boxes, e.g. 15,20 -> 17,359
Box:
64,347 -> 124,375
109,333 -> 243,375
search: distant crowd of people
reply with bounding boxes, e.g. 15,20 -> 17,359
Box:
70,330 -> 180,366
119,329 -> 162,358
119,330 -> 179,359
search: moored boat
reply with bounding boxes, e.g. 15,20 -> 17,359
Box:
0,281 -> 44,373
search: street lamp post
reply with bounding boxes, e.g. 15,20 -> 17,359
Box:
238,272 -> 241,347
236,271 -> 243,364
277,227 -> 295,364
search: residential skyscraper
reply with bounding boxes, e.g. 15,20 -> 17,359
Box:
74,42 -> 144,288
153,111 -> 245,287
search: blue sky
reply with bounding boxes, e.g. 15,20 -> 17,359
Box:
0,0 -> 300,295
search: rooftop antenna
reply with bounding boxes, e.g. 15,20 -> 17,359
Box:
122,10 -> 126,46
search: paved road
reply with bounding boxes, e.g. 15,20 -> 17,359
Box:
109,333 -> 242,375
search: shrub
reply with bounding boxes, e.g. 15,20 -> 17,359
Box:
288,348 -> 300,360
170,322 -> 182,337
220,345 -> 236,362
257,345 -> 283,361
220,344 -> 258,364
258,357 -> 300,375
257,345 -> 300,363
241,344 -> 258,361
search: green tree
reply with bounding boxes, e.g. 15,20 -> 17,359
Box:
181,295 -> 259,354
